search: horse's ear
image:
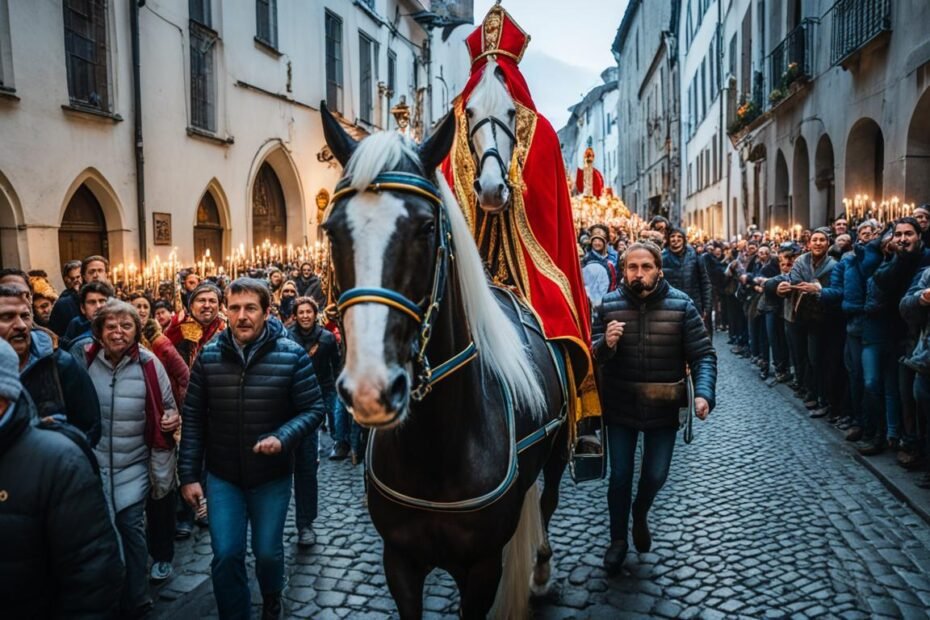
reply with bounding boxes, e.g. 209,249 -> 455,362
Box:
418,112 -> 456,174
320,101 -> 357,167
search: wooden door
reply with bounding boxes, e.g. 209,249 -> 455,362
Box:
252,162 -> 287,246
59,184 -> 107,262
194,191 -> 224,260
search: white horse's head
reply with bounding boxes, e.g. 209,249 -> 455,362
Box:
465,59 -> 516,213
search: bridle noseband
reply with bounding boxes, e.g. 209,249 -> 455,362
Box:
328,171 -> 475,402
468,115 -> 516,199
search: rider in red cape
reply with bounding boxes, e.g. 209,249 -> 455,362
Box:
441,4 -> 600,421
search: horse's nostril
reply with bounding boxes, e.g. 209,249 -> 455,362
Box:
496,183 -> 506,199
473,179 -> 482,194
385,371 -> 409,412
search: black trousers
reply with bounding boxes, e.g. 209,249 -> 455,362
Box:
147,489 -> 176,563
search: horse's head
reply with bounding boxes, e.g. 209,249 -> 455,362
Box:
320,102 -> 456,428
466,59 -> 517,213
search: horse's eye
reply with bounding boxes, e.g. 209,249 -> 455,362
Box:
465,108 -> 474,119
507,109 -> 516,120
419,221 -> 436,237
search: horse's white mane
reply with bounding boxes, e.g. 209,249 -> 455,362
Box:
345,131 -> 419,192
435,176 -> 545,418
468,58 -> 514,114
343,129 -> 545,417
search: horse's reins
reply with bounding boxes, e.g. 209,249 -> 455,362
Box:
328,171 -> 477,401
468,115 -> 516,199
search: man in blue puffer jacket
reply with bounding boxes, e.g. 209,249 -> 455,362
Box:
179,278 -> 325,620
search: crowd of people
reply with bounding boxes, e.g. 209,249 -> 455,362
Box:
579,205 -> 930,493
0,256 -> 358,619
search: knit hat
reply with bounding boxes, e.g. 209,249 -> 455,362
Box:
0,338 -> 22,402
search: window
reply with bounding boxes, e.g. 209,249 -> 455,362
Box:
359,32 -> 374,124
729,33 -> 737,78
387,49 -> 396,94
189,0 -> 210,26
325,11 -> 343,113
189,20 -> 216,131
256,0 -> 277,48
63,0 -> 109,110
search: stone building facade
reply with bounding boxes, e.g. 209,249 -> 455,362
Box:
558,67 -> 619,194
612,0 -> 681,223
0,0 -> 471,285
738,0 -> 930,233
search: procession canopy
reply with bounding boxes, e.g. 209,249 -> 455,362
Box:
440,4 -> 599,421
575,146 -> 605,198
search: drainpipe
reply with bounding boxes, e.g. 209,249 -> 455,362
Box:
131,0 -> 147,263
717,0 -> 725,238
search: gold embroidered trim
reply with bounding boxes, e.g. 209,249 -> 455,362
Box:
451,98 -> 477,234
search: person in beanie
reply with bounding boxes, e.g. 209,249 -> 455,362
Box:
0,338 -> 124,617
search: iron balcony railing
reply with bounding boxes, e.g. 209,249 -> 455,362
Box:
768,18 -> 817,99
830,0 -> 891,67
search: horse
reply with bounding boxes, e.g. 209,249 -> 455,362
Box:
319,100 -> 569,619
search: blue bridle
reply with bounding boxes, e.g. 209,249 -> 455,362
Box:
328,171 -> 476,400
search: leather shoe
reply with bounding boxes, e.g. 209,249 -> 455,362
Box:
632,511 -> 652,553
603,540 -> 628,575
328,443 -> 350,460
856,439 -> 884,456
809,407 -> 830,419
844,426 -> 863,442
298,527 -> 316,548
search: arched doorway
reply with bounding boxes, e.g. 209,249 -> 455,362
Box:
815,134 -> 836,224
252,162 -> 287,246
906,87 -> 930,205
194,190 -> 224,261
773,149 -> 790,229
59,184 -> 108,262
792,137 -> 811,227
845,118 -> 884,200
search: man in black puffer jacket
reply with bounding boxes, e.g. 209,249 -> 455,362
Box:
662,228 -> 713,319
179,278 -> 324,620
0,338 -> 123,618
593,242 -> 717,575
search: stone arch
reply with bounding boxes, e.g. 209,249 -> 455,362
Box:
814,134 -> 836,224
773,149 -> 790,229
845,117 -> 884,200
58,167 -> 126,264
193,178 -> 231,263
905,86 -> 930,205
0,169 -> 24,268
792,137 -> 811,228
246,141 -> 305,248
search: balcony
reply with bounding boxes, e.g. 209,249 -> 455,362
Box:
766,18 -> 816,110
830,0 -> 891,69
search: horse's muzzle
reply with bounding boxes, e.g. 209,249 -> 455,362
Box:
475,180 -> 511,213
337,368 -> 409,429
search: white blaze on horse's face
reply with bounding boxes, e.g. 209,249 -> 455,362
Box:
340,191 -> 410,427
467,60 -> 516,213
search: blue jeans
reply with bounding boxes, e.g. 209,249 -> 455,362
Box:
294,429 -> 319,530
606,424 -> 677,542
207,473 -> 291,619
845,331 -> 864,427
862,340 -> 900,440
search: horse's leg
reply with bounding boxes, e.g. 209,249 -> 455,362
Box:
532,425 -> 570,597
454,554 -> 504,620
383,543 -> 429,620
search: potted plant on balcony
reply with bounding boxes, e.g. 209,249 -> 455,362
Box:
782,62 -> 801,88
727,98 -> 762,144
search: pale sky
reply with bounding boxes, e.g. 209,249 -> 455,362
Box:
471,0 -> 629,129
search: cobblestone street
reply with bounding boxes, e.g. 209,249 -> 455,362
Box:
153,347 -> 930,619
